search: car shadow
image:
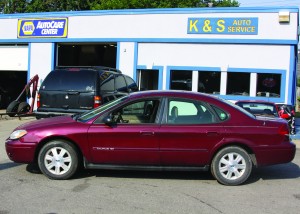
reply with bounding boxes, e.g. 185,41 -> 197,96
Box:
25,162 -> 300,185
26,163 -> 42,174
245,162 -> 300,184
74,169 -> 215,181
0,162 -> 22,171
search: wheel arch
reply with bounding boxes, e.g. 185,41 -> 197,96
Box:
210,142 -> 257,167
34,136 -> 84,164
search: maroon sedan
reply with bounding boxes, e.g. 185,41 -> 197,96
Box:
5,91 -> 295,185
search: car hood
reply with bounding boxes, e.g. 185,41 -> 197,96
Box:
16,116 -> 75,130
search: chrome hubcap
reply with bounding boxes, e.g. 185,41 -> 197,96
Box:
219,152 -> 246,180
44,147 -> 72,175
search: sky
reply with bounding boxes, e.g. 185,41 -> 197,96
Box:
237,0 -> 300,8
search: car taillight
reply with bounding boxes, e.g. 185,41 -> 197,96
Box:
279,124 -> 290,141
279,124 -> 289,135
94,96 -> 101,108
37,94 -> 40,108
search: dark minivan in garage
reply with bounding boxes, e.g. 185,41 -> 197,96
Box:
36,66 -> 138,117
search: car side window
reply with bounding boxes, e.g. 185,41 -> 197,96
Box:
115,75 -> 127,92
111,99 -> 160,124
124,75 -> 138,91
100,72 -> 115,92
167,99 -> 215,124
211,106 -> 229,121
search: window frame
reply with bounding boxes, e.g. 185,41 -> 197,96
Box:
162,97 -> 219,125
96,97 -> 164,125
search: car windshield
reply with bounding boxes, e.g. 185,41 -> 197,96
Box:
76,96 -> 128,122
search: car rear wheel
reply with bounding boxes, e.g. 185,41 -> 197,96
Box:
38,140 -> 79,180
211,146 -> 252,186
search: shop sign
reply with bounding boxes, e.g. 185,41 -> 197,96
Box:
187,18 -> 258,35
17,18 -> 68,38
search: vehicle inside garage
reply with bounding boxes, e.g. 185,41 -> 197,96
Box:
0,71 -> 27,109
57,43 -> 117,67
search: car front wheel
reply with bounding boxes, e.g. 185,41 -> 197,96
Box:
211,146 -> 253,186
38,140 -> 79,180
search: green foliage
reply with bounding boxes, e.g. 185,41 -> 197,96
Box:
0,0 -> 28,13
91,0 -> 239,10
0,0 -> 240,14
25,0 -> 91,13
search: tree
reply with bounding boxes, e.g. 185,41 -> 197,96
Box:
0,0 -> 240,14
90,0 -> 239,10
0,0 -> 28,13
25,0 -> 91,13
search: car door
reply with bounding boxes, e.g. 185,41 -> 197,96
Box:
159,98 -> 225,166
87,98 -> 161,165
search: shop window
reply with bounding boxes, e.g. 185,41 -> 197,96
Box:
198,71 -> 221,94
256,73 -> 281,97
170,70 -> 192,91
226,72 -> 250,96
137,69 -> 159,90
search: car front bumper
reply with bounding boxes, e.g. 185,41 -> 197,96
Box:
5,139 -> 36,163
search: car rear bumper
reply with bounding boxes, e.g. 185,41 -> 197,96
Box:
254,142 -> 296,166
5,139 -> 36,163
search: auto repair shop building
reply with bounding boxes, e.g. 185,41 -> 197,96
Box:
0,7 -> 299,108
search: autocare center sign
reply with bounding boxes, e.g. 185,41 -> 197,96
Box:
187,17 -> 258,34
17,18 -> 68,38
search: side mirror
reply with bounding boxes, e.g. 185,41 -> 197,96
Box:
103,115 -> 115,126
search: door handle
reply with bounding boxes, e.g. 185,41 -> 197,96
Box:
67,91 -> 80,95
206,131 -> 219,136
140,131 -> 155,136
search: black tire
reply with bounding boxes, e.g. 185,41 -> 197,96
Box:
211,146 -> 252,186
17,102 -> 30,114
38,140 -> 79,180
6,100 -> 20,117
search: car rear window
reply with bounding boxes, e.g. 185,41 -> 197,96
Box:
41,69 -> 97,91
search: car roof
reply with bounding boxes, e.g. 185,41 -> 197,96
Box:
235,100 -> 276,105
128,90 -> 218,101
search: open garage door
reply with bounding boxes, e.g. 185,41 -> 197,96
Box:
0,45 -> 28,109
57,43 -> 117,67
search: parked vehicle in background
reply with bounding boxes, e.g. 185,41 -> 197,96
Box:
276,104 -> 296,135
36,66 -> 138,118
6,91 -> 295,186
235,100 -> 279,117
235,100 -> 295,135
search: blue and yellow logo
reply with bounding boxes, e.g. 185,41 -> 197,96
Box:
22,22 -> 35,35
187,17 -> 258,35
18,18 -> 68,38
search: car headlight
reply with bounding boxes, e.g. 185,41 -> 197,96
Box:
9,130 -> 27,140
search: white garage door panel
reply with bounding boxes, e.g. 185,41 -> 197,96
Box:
138,43 -> 290,69
0,46 -> 28,71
